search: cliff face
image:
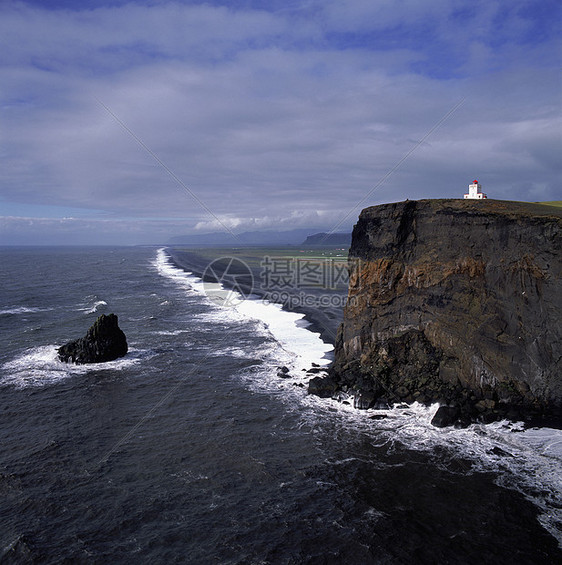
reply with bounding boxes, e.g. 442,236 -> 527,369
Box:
329,199 -> 562,426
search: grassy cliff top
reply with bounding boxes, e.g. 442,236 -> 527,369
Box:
361,199 -> 562,220
538,201 -> 562,209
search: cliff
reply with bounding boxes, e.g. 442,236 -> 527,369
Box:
324,199 -> 562,426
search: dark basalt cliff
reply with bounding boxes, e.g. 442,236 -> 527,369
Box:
324,199 -> 562,427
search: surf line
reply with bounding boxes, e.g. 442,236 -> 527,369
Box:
155,248 -> 333,369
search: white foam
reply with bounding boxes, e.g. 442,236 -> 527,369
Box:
0,306 -> 53,315
236,296 -> 333,369
1,345 -> 145,389
76,297 -> 108,314
155,329 -> 190,336
153,249 -> 196,293
153,249 -> 333,370
512,425 -> 562,458
154,248 -> 562,546
85,300 -> 107,314
298,394 -> 562,546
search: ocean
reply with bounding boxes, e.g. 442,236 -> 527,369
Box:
1,246 -> 561,564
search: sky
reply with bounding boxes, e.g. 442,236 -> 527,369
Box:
1,0 -> 561,245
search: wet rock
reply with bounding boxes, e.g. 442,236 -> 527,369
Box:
475,399 -> 496,412
331,199 -> 562,425
307,376 -> 338,398
395,386 -> 410,399
431,405 -> 460,428
353,390 -> 376,410
479,411 -> 499,424
277,366 -> 291,378
332,390 -> 351,403
58,314 -> 128,364
373,399 -> 391,410
489,447 -> 513,457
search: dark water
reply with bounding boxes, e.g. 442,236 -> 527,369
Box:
0,247 -> 560,564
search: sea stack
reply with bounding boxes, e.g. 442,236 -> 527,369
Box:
311,199 -> 562,427
58,313 -> 128,364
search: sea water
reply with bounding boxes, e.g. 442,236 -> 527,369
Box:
0,246 -> 560,564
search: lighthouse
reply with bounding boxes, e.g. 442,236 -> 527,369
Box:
464,180 -> 487,199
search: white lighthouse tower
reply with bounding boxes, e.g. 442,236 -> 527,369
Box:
464,179 -> 487,199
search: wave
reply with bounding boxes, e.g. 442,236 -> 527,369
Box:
77,297 -> 108,314
299,394 -> 562,546
155,329 -> 190,336
1,345 -> 146,389
0,306 -> 54,316
153,248 -> 562,546
153,250 -> 196,293
239,356 -> 562,545
153,248 -> 333,371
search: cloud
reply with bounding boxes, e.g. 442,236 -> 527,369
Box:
0,2 -> 289,71
0,215 -> 196,246
321,0 -> 454,32
1,0 -> 560,244
193,208 -> 341,233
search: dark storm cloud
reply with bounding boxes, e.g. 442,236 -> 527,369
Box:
1,0 -> 560,243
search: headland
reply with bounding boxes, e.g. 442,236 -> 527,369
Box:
320,199 -> 562,426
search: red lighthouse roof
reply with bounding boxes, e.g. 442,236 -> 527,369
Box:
473,180 -> 478,184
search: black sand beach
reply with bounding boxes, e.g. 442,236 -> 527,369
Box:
167,247 -> 349,345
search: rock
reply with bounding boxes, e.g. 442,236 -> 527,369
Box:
353,390 -> 376,410
373,399 -> 391,410
479,411 -> 499,424
333,390 -> 351,403
455,415 -> 473,429
505,408 -> 523,422
431,405 -> 460,428
306,367 -> 326,374
307,376 -> 338,398
331,199 -> 562,425
475,399 -> 496,412
489,447 -> 513,457
58,314 -> 128,364
396,386 -> 410,399
277,366 -> 291,378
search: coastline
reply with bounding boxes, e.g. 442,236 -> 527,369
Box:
2,247 -> 562,562
166,247 -> 346,346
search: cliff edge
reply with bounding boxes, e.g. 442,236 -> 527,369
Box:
326,199 -> 562,426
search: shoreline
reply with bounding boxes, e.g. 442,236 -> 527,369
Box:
166,247 -> 345,346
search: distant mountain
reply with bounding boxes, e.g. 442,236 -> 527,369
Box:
168,228 -> 316,246
302,232 -> 352,246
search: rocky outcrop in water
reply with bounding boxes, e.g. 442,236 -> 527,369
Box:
58,313 -> 128,364
311,199 -> 562,427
